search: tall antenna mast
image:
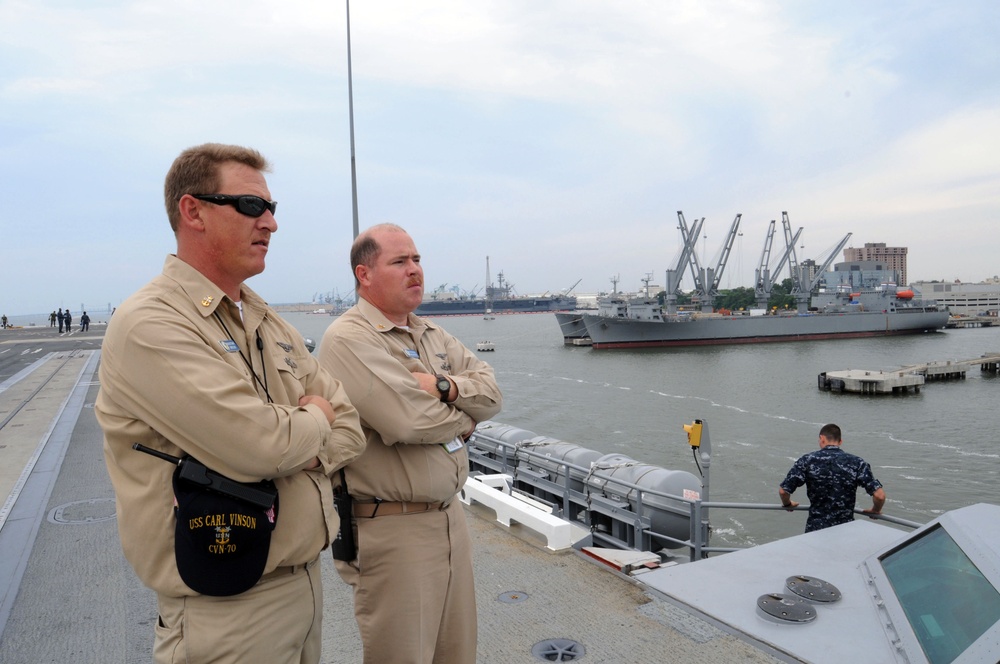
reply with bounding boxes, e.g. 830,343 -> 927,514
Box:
346,0 -> 359,239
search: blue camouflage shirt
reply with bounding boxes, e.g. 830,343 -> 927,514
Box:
780,446 -> 883,532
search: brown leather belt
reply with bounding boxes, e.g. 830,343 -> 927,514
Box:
352,500 -> 446,518
259,558 -> 317,581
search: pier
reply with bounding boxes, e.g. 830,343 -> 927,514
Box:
818,353 -> 1000,394
946,315 -> 999,328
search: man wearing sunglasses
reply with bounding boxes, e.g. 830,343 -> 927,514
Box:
96,143 -> 366,664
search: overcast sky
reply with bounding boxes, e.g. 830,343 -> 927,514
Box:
2,1 -> 998,316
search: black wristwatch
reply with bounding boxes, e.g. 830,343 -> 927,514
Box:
435,374 -> 451,402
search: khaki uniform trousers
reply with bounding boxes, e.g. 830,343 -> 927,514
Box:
336,500 -> 476,664
154,558 -> 322,664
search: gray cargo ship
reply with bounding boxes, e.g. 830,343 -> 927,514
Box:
579,287 -> 949,349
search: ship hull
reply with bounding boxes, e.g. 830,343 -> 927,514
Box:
581,308 -> 950,349
554,312 -> 589,342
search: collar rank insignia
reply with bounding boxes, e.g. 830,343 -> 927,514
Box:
201,296 -> 214,307
284,357 -> 297,369
277,342 -> 293,352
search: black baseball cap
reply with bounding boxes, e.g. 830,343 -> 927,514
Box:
172,465 -> 279,596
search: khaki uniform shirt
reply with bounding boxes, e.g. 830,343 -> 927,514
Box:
97,255 -> 365,597
318,297 -> 502,503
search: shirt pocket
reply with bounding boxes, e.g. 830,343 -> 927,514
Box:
274,351 -> 309,400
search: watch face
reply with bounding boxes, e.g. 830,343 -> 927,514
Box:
437,378 -> 450,392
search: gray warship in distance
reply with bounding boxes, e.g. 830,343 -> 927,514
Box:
561,211 -> 949,349
418,262 -> 577,317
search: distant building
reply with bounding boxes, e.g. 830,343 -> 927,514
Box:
843,243 -> 908,286
911,279 -> 1000,316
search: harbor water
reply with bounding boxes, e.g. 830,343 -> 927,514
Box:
292,312 -> 999,548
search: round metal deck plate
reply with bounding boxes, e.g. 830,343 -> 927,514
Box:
756,593 -> 817,623
47,498 -> 117,525
531,638 -> 586,661
498,591 -> 529,604
786,575 -> 842,603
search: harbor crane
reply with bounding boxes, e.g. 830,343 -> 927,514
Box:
677,212 -> 707,299
701,213 -> 742,310
664,212 -> 704,314
678,212 -> 742,312
754,215 -> 803,309
782,212 -> 802,293
665,212 -> 741,313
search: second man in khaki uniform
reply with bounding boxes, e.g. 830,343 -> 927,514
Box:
319,223 -> 502,664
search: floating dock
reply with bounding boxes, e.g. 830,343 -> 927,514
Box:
946,315 -> 999,328
819,353 -> 1000,394
818,369 -> 925,394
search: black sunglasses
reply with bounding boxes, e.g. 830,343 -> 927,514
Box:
192,194 -> 277,218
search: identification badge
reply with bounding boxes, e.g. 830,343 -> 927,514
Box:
220,340 -> 240,353
442,437 -> 464,453
404,349 -> 419,359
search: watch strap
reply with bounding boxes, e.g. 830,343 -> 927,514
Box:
435,374 -> 450,401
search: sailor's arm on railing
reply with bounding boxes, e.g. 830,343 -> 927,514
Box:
853,506 -> 920,529
778,487 -> 798,511
863,486 -> 887,518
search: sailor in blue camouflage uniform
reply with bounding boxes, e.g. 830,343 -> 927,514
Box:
779,423 -> 886,532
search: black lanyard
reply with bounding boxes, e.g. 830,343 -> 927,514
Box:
213,310 -> 272,403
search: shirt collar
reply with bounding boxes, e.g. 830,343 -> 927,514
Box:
356,297 -> 436,334
162,255 -> 267,326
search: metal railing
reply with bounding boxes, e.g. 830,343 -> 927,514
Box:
467,427 -> 921,562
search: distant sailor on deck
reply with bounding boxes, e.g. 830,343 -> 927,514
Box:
779,423 -> 886,532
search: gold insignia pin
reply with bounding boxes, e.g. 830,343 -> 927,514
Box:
201,296 -> 214,307
376,323 -> 386,330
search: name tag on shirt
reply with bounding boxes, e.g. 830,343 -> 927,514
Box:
443,437 -> 464,453
404,349 -> 419,359
220,340 -> 240,353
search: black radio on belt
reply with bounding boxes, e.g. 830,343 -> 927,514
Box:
332,468 -> 356,561
132,443 -> 277,509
